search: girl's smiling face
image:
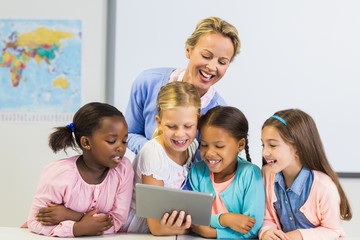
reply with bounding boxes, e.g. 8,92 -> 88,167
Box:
261,126 -> 301,175
155,106 -> 198,160
200,125 -> 244,180
184,33 -> 234,97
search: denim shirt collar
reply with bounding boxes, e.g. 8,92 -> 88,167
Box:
275,167 -> 311,196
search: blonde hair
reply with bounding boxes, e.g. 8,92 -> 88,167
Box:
153,82 -> 201,138
185,16 -> 241,62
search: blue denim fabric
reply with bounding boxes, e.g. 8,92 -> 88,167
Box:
274,167 -> 315,232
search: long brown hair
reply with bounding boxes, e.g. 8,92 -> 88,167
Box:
262,109 -> 352,220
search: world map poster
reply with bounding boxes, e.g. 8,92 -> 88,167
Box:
0,19 -> 81,122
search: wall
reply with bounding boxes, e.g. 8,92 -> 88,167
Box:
0,0 -> 108,227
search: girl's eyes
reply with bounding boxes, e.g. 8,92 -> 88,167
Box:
166,125 -> 194,129
106,138 -> 127,144
200,143 -> 208,148
262,144 -> 276,148
261,143 -> 277,148
200,143 -> 224,149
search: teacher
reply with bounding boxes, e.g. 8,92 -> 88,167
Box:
125,16 -> 241,154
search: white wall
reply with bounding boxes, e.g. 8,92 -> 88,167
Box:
0,0 -> 107,227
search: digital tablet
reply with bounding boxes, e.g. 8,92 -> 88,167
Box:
135,183 -> 213,226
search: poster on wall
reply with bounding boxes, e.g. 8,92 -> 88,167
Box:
0,19 -> 81,122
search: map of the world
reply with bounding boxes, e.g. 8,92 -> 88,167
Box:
0,19 -> 81,122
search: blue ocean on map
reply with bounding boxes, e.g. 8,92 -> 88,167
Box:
0,19 -> 81,115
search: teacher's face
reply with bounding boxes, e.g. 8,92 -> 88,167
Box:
184,33 -> 234,97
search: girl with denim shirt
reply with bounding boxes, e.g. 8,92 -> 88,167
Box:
260,109 -> 352,240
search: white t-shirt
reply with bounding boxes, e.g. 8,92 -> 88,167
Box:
123,138 -> 199,233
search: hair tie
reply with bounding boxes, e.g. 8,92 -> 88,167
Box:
270,115 -> 287,126
66,123 -> 76,141
66,123 -> 75,132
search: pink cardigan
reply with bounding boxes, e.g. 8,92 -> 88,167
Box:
26,155 -> 134,237
259,166 -> 345,240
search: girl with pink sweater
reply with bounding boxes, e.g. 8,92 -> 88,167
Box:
260,109 -> 352,240
25,102 -> 134,237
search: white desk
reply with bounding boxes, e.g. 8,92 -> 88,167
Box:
176,234 -> 258,240
2,227 -> 357,240
0,227 -> 176,239
176,233 -> 359,240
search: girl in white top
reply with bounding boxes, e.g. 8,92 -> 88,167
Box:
122,81 -> 201,236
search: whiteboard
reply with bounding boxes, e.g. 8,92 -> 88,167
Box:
110,0 -> 360,175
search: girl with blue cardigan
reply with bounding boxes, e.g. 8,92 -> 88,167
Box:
189,106 -> 265,239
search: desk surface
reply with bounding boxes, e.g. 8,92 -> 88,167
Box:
177,234 -> 258,240
1,227 -> 357,240
0,227 -> 176,239
0,228 -> 256,240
